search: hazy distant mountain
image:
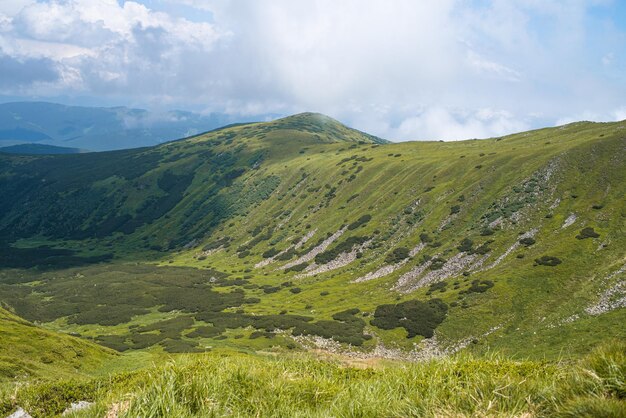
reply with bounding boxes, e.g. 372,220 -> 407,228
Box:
0,101 -> 272,151
0,143 -> 83,154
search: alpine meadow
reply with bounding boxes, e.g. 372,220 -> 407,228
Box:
0,1 -> 625,417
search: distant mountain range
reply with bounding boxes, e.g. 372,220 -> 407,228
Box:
0,101 -> 273,152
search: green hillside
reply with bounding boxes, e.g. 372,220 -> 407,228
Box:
0,113 -> 623,363
0,306 -> 114,385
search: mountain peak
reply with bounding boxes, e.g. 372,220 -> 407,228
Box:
267,112 -> 388,144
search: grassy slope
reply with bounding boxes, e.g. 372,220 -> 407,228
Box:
3,342 -> 624,417
0,115 -> 623,361
0,307 -> 114,384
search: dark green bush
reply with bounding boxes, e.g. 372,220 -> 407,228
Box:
450,205 -> 461,215
427,282 -> 447,295
285,262 -> 308,273
457,238 -> 473,253
535,256 -> 562,266
371,299 -> 448,338
519,237 -> 536,246
262,248 -> 280,258
95,335 -> 130,352
466,280 -> 494,294
348,214 -> 372,230
186,326 -> 224,338
385,247 -> 410,264
480,227 -> 495,236
576,227 -> 600,240
429,257 -> 446,270
289,287 -> 302,294
160,338 -> 203,353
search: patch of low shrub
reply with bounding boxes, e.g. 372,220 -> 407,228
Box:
347,214 -> 372,230
160,338 -> 203,353
186,326 -> 224,338
465,280 -> 494,294
262,248 -> 280,258
576,227 -> 600,240
535,256 -> 562,266
385,247 -> 410,264
457,238 -> 473,253
429,257 -> 447,270
519,237 -> 536,246
285,262 -> 308,273
371,299 -> 448,338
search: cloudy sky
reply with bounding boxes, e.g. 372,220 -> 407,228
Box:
0,0 -> 625,141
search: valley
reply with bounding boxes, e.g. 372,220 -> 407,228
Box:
0,113 -> 624,416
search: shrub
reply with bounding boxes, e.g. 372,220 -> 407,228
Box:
385,247 -> 410,264
457,238 -> 473,253
450,205 -> 461,215
576,227 -> 600,240
186,326 -> 225,338
371,299 -> 448,338
289,287 -> 302,294
420,233 -> 432,243
535,256 -> 562,266
519,237 -> 536,246
466,280 -> 494,294
285,262 -> 308,273
480,227 -> 495,236
427,282 -> 447,295
262,248 -> 280,258
348,214 -> 372,230
429,257 -> 447,270
276,248 -> 296,261
320,291 -> 329,296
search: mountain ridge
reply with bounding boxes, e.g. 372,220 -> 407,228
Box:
0,114 -> 623,364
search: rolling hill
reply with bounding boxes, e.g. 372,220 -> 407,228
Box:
0,112 -> 622,362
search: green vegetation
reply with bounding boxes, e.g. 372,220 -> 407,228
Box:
385,247 -> 410,264
0,307 -> 114,383
0,113 -> 624,414
535,256 -> 563,267
3,342 -> 623,418
576,227 -> 600,239
371,299 -> 448,338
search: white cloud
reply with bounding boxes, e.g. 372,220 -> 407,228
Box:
0,0 -> 624,140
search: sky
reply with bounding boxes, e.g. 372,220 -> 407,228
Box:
0,0 -> 625,141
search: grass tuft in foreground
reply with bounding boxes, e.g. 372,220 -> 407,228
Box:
3,341 -> 624,417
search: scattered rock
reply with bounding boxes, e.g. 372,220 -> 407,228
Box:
353,243 -> 425,283
481,228 -> 537,272
7,408 -> 32,418
282,227 -> 347,269
586,264 -> 626,316
398,252 -> 486,293
255,228 -> 317,268
62,401 -> 94,415
300,240 -> 371,277
561,213 -> 577,229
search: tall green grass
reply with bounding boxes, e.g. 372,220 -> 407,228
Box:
5,342 -> 624,417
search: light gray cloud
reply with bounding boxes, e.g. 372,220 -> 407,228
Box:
0,52 -> 59,89
0,0 -> 624,141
